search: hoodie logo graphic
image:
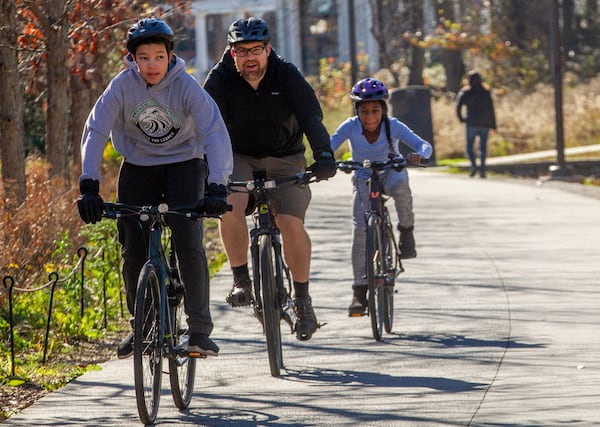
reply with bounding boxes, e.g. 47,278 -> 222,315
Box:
130,99 -> 181,144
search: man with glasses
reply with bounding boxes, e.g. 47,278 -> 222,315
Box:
204,17 -> 336,341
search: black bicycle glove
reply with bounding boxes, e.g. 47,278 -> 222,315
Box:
203,183 -> 230,215
309,152 -> 337,180
77,179 -> 104,224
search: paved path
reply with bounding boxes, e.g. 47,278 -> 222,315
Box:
4,170 -> 599,426
455,143 -> 600,166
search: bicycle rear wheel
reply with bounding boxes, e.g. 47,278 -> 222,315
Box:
168,293 -> 196,409
382,221 -> 396,333
133,263 -> 162,425
259,234 -> 284,377
366,215 -> 384,341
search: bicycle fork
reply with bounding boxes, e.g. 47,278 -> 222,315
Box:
250,228 -> 295,334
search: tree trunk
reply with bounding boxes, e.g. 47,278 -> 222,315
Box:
407,0 -> 425,86
45,0 -> 71,184
0,0 -> 26,208
69,73 -> 89,169
442,49 -> 465,93
436,0 -> 465,93
369,0 -> 402,87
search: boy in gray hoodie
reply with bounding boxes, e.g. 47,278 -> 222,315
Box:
77,18 -> 232,358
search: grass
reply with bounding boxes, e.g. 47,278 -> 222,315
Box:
428,74 -> 600,161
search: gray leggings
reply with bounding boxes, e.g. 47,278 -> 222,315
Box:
351,169 -> 413,287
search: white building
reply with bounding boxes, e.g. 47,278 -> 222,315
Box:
190,0 -> 379,80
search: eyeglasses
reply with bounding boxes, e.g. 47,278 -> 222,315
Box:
233,45 -> 266,57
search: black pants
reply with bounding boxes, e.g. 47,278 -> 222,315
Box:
116,158 -> 212,335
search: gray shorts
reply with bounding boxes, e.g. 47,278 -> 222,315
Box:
232,153 -> 311,221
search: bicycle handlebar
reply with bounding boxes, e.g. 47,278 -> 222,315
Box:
102,202 -> 228,220
336,158 -> 428,174
228,170 -> 319,193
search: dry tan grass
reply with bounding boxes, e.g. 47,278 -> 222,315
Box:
0,160 -> 81,288
0,158 -> 119,289
431,75 -> 600,160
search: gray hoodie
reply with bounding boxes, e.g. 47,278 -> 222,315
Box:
80,54 -> 232,185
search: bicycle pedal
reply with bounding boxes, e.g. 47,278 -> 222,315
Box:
187,350 -> 208,359
349,313 -> 366,318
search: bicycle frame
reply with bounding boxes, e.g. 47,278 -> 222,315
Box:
367,165 -> 403,273
247,176 -> 295,333
107,204 -> 181,357
337,159 -> 412,340
228,170 -> 315,376
102,202 -> 214,423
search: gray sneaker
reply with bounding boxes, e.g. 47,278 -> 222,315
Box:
348,286 -> 368,317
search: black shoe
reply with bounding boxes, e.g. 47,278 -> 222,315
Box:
117,331 -> 134,359
399,226 -> 417,259
469,166 -> 477,177
293,297 -> 318,341
187,334 -> 219,357
348,286 -> 368,317
225,278 -> 253,307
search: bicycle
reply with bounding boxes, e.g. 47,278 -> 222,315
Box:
102,201 -> 222,425
337,158 -> 419,341
228,170 -> 320,377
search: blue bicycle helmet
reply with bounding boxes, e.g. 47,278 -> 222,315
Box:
350,78 -> 389,102
126,18 -> 175,53
227,17 -> 270,45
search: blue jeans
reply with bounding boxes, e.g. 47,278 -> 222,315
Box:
466,126 -> 490,174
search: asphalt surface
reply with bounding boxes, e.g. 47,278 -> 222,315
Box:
4,170 -> 599,426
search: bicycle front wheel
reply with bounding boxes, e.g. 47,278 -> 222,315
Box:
382,221 -> 396,333
133,263 -> 163,425
168,295 -> 196,409
259,234 -> 284,377
366,215 -> 384,341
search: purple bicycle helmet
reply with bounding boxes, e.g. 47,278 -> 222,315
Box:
350,78 -> 389,102
126,18 -> 174,53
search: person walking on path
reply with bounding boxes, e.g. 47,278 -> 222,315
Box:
456,70 -> 497,178
76,18 -> 233,358
330,78 -> 432,316
203,17 -> 337,341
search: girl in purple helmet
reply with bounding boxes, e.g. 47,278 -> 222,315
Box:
330,78 -> 433,316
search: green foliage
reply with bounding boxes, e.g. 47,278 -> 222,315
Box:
308,57 -> 353,111
102,141 -> 123,166
0,220 -> 125,383
0,208 -> 231,385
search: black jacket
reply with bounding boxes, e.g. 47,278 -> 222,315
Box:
456,84 -> 497,130
203,48 -> 332,159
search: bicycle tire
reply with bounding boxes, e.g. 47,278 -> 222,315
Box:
133,263 -> 162,425
169,296 -> 196,409
366,215 -> 384,341
259,234 -> 284,377
382,220 -> 396,333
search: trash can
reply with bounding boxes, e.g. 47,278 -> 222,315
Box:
389,86 -> 435,165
